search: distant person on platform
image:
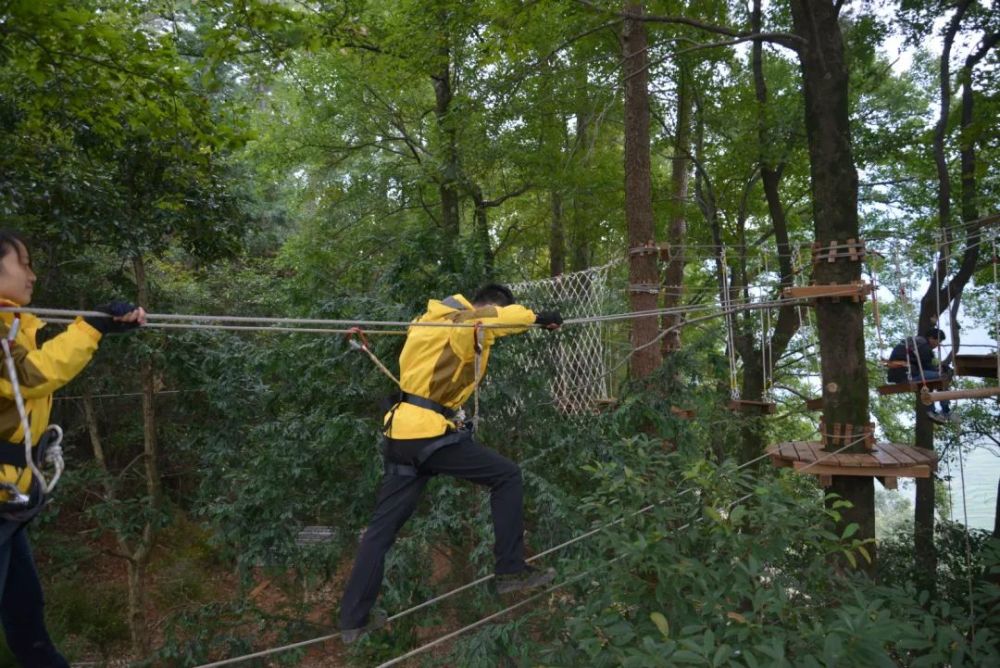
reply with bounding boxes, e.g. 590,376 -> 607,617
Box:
887,327 -> 953,424
337,283 -> 562,644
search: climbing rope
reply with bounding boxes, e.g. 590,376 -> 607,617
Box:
345,328 -> 400,386
0,317 -> 64,500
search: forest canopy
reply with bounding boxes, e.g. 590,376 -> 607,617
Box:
0,0 -> 997,665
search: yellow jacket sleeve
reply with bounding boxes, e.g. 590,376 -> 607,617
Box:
450,304 -> 537,359
0,317 -> 101,400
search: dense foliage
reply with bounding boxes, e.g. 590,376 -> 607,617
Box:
0,0 -> 997,666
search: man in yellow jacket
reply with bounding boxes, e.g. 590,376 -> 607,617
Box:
339,284 -> 562,642
0,230 -> 146,667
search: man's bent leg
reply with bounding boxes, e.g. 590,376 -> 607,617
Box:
339,474 -> 429,631
423,439 -> 525,575
0,530 -> 69,668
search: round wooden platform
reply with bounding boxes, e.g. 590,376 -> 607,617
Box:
768,441 -> 937,483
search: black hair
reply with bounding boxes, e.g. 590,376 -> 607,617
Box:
924,327 -> 946,342
472,283 -> 515,307
0,230 -> 28,266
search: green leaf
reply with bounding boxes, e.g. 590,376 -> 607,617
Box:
650,612 -> 670,639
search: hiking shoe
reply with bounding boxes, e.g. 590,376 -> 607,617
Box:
341,610 -> 387,645
496,566 -> 556,594
927,410 -> 948,425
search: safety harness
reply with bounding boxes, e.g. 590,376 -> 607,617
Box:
381,393 -> 470,478
0,315 -> 65,523
347,324 -> 483,479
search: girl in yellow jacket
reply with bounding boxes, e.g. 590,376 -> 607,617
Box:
0,231 -> 146,667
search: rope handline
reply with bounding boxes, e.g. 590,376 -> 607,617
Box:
6,300 -> 804,333
346,328 -> 401,386
993,229 -> 998,383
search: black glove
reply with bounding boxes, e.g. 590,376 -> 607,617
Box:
85,301 -> 141,335
535,311 -> 563,329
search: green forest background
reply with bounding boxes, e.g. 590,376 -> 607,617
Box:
1,0 -> 998,666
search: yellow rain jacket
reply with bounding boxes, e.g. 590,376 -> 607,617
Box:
0,303 -> 102,501
385,294 -> 537,440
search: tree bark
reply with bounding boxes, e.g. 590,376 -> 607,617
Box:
660,65 -> 691,356
623,0 -> 661,380
131,254 -> 159,656
550,191 -> 565,277
432,42 -> 461,266
470,186 -> 495,279
728,0 -> 803,464
789,0 -> 873,576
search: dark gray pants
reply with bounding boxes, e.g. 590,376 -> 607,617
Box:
0,525 -> 69,668
338,434 -> 525,630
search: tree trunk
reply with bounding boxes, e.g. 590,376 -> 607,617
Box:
550,191 -> 565,277
623,1 -> 661,381
432,43 -> 461,266
570,59 -> 593,272
660,65 -> 691,356
732,0 -> 803,465
470,186 -> 495,279
789,0 -> 873,576
131,254 -> 159,656
914,2 -> 995,596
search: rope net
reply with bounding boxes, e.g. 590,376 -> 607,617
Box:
507,262 -> 623,414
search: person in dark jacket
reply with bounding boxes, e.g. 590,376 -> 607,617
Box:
887,327 -> 952,423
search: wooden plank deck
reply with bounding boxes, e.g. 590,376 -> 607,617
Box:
767,441 -> 937,479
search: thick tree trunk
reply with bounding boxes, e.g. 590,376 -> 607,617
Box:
660,66 -> 691,356
432,46 -> 461,266
623,1 -> 660,380
789,0 -> 873,576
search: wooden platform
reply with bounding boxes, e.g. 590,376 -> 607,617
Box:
768,441 -> 937,487
805,397 -> 824,411
954,354 -> 998,379
876,378 -> 949,396
782,282 -> 872,302
727,399 -> 777,414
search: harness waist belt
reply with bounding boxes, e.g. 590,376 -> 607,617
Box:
400,393 -> 457,420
